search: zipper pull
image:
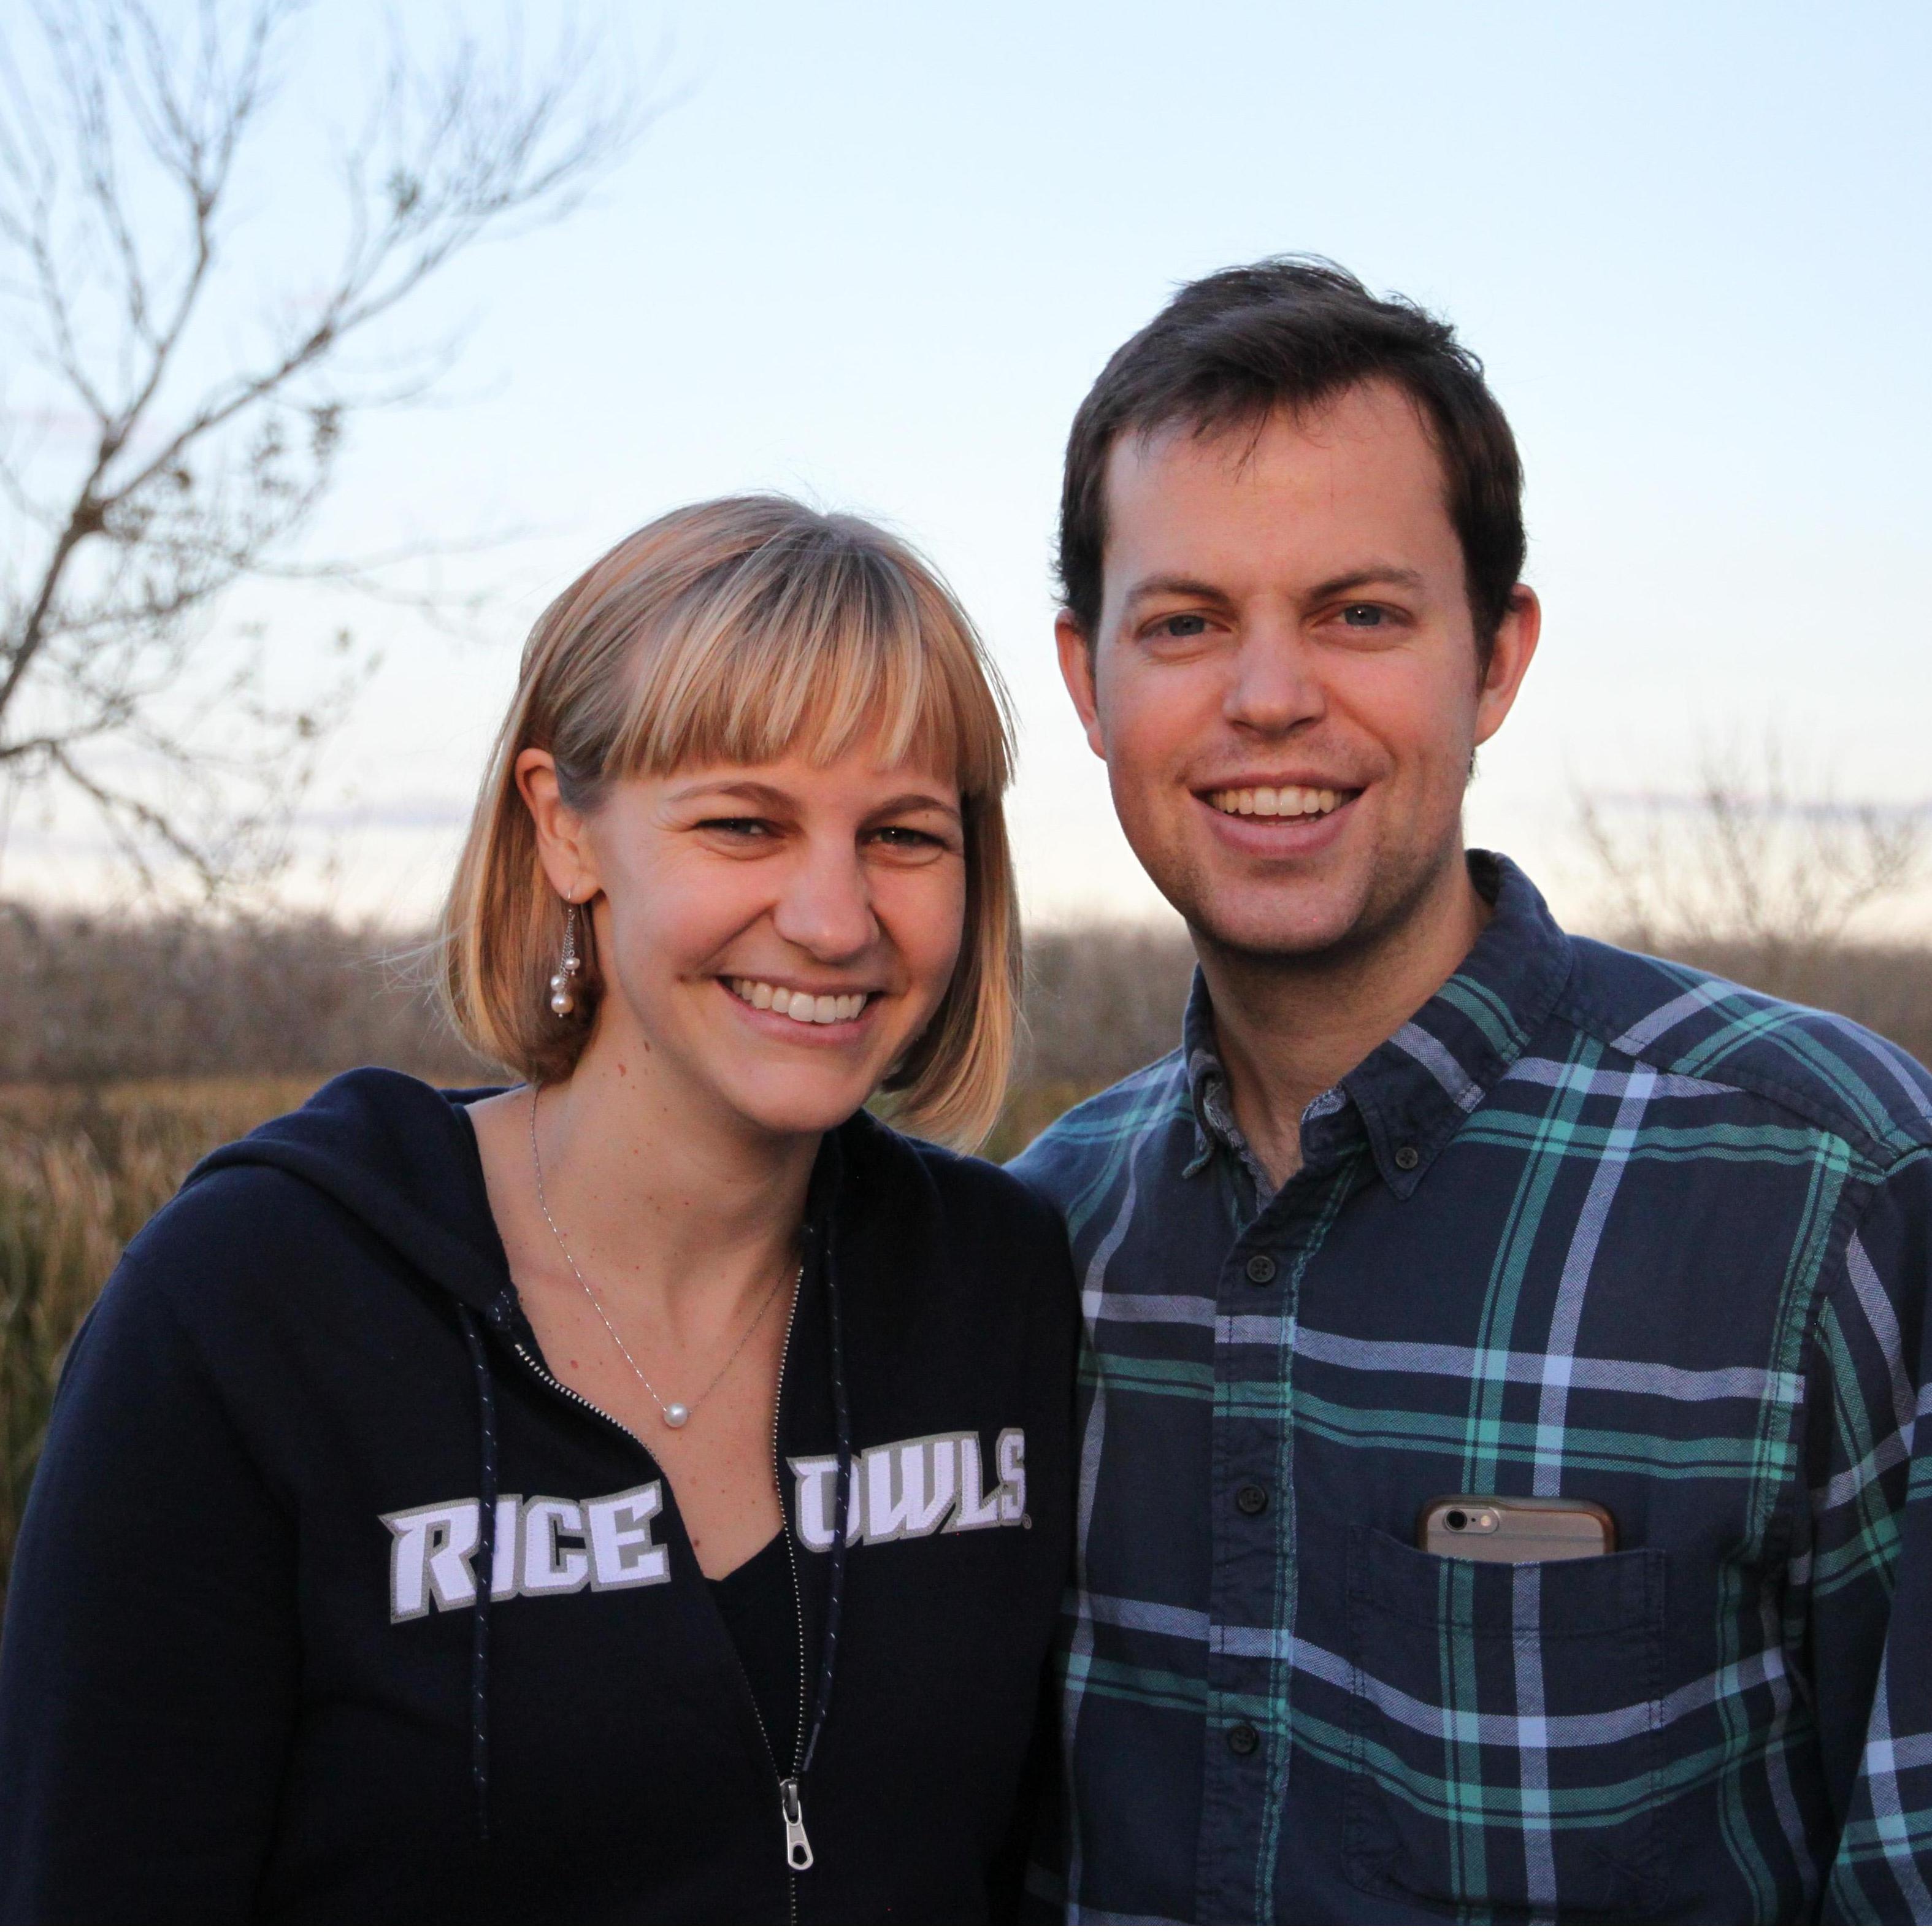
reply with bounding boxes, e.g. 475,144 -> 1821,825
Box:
780,1776 -> 814,1871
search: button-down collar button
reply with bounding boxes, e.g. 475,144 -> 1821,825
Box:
1244,1253 -> 1276,1284
1394,1143 -> 1421,1172
1227,1721 -> 1260,1756
1235,1482 -> 1269,1516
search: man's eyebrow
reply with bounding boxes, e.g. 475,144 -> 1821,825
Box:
1121,565 -> 1428,610
1304,564 -> 1427,601
1121,573 -> 1233,610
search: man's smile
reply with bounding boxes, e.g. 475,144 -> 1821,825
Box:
1201,782 -> 1356,821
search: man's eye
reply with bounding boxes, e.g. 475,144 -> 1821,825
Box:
1160,613 -> 1209,637
1339,604 -> 1387,627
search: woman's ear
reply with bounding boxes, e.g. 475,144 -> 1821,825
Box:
515,749 -> 599,903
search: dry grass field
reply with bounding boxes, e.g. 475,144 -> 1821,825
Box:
0,1079 -> 318,1611
1,908 -> 1928,1617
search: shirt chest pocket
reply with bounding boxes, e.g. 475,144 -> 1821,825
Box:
1343,1527 -> 1668,1920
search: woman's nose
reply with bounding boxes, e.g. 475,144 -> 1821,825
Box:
771,841 -> 879,960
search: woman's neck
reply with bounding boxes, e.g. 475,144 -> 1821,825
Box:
507,1022 -> 819,1344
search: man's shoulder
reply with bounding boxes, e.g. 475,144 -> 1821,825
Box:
1006,1049 -> 1192,1210
1555,933 -> 1932,1163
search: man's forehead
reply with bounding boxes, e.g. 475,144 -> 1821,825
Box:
1109,382 -> 1445,502
1100,385 -> 1456,585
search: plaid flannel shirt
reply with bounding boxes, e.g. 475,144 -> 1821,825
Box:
1011,853 -> 1932,1923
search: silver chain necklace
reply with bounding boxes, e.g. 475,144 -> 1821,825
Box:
529,1086 -> 797,1430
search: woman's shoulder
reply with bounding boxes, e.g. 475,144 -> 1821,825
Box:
835,1111 -> 1070,1266
114,1066 -> 508,1336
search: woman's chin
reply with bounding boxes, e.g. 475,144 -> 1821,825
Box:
715,1072 -> 879,1142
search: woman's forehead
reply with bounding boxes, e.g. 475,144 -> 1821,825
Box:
656,744 -> 963,806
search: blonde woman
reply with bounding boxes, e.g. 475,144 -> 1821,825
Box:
0,499 -> 1076,1922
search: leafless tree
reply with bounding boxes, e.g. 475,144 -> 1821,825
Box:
1576,734 -> 1929,992
0,0 -> 651,894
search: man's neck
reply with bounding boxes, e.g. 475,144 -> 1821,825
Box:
1197,850 -> 1492,1191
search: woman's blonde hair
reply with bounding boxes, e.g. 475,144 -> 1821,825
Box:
439,494 -> 1020,1149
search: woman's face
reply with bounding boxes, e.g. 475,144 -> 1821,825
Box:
527,741 -> 968,1140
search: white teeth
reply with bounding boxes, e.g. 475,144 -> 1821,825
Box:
1209,786 -> 1346,820
730,979 -> 869,1025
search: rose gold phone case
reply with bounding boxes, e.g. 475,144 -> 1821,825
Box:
1416,1495 -> 1616,1563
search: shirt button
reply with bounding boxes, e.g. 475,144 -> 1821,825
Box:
1227,1721 -> 1260,1756
1236,1482 -> 1269,1516
1394,1144 -> 1421,1171
1244,1254 -> 1276,1284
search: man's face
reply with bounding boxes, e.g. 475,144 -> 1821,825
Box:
1057,380 -> 1538,962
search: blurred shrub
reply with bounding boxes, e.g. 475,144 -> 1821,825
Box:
0,1079 -> 312,1619
0,903 -> 493,1084
1016,921 -> 1197,1088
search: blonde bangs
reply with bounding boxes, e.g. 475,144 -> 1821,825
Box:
439,495 -> 1022,1150
604,525 -> 1011,801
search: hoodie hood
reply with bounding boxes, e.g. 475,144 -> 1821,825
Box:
187,1068 -> 527,1319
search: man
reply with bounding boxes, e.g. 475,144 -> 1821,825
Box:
1013,258 -> 1932,1922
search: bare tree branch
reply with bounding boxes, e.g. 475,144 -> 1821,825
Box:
1574,732 -> 1930,989
0,0 -> 658,897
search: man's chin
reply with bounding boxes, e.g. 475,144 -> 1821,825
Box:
1171,884 -> 1373,966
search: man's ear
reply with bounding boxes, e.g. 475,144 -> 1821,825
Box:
1054,610 -> 1108,761
1473,585 -> 1541,749
515,749 -> 600,903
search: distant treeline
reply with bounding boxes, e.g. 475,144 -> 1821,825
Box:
0,905 -> 491,1087
1,901 -> 1928,1093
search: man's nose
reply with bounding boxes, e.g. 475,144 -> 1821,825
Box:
1224,622 -> 1325,735
771,838 -> 879,960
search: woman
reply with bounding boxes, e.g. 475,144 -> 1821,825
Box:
0,498 -> 1076,1922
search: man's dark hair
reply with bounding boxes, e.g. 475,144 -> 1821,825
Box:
1058,256 -> 1525,654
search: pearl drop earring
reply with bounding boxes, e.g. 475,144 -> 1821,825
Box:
548,905 -> 583,1016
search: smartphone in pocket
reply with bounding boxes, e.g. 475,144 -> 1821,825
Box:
1417,1495 -> 1616,1562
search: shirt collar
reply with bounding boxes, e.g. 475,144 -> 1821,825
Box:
1183,851 -> 1574,1196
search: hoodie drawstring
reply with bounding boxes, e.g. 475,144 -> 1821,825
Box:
798,1207 -> 852,1781
453,1203 -> 849,1842
456,1305 -> 499,1844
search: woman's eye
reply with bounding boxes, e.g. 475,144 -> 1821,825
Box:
870,825 -> 941,849
700,817 -> 773,838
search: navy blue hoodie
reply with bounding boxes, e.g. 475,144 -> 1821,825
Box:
0,1070 -> 1076,1923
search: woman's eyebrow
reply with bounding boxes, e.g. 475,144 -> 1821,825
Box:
667,779 -> 792,808
868,791 -> 960,817
667,780 -> 959,818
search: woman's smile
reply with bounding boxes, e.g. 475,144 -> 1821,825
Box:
722,976 -> 879,1030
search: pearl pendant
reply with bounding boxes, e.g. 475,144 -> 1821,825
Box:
662,1402 -> 691,1429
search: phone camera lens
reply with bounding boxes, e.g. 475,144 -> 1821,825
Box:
1445,1509 -> 1468,1530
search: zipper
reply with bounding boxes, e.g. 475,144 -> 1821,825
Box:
511,1301 -> 813,1917
770,1276 -> 812,1913
511,1340 -> 651,1450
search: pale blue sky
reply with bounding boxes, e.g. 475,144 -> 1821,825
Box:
11,1 -> 1931,928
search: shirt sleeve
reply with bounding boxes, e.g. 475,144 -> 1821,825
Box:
0,1250 -> 301,1920
1809,1148 -> 1932,1922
